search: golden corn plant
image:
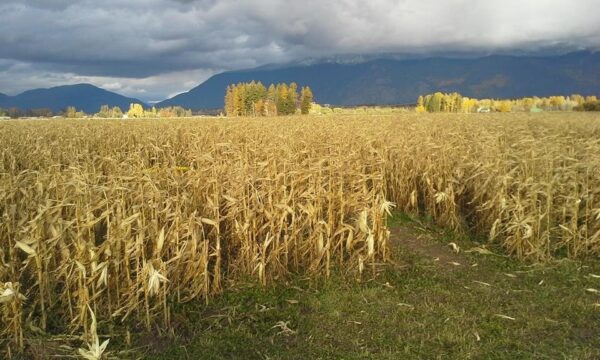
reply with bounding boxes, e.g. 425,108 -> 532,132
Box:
0,117 -> 392,357
1,112 -> 599,358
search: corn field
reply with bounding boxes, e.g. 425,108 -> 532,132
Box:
1,113 -> 600,357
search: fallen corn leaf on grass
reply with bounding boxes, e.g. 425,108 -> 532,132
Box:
147,213 -> 600,360
1,112 -> 599,357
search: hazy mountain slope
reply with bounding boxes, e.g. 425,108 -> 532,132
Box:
159,51 -> 600,109
0,84 -> 145,113
3,52 -> 598,112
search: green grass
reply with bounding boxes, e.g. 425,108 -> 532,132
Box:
145,213 -> 600,360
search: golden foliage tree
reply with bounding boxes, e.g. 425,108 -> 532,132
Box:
224,82 -> 314,117
127,103 -> 145,118
418,93 -> 589,113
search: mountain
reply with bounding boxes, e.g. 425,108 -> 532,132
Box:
3,52 -> 599,112
159,51 -> 600,109
0,84 -> 145,113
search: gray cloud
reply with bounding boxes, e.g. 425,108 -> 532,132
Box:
0,0 -> 599,101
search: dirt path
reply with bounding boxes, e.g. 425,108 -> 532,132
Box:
388,222 -> 517,289
389,224 -> 471,269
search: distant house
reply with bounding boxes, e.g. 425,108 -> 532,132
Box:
0,116 -> 10,120
477,106 -> 491,113
122,114 -> 129,119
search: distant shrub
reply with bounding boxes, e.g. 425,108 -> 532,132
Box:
574,100 -> 600,112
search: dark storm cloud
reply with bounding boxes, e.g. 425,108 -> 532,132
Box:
0,0 -> 599,101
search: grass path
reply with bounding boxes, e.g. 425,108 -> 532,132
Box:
147,214 -> 600,359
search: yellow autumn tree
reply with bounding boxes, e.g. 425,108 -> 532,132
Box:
415,96 -> 427,113
127,103 -> 145,118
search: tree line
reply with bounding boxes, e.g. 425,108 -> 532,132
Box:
121,104 -> 192,118
0,107 -> 86,119
224,81 -> 314,117
574,97 -> 600,111
0,104 -> 194,119
416,92 -> 600,113
0,107 -> 55,118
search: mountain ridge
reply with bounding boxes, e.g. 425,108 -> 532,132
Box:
158,51 -> 600,109
1,52 -> 599,112
0,84 -> 146,113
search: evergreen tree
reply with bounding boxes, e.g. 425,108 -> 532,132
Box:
266,84 -> 277,116
224,85 -> 235,116
234,85 -> 245,116
97,105 -> 111,118
427,92 -> 443,112
64,106 -> 85,118
287,83 -> 298,115
300,86 -> 314,115
65,106 -> 77,118
276,84 -> 289,115
111,106 -> 123,118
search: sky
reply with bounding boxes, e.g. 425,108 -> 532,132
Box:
0,0 -> 599,102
